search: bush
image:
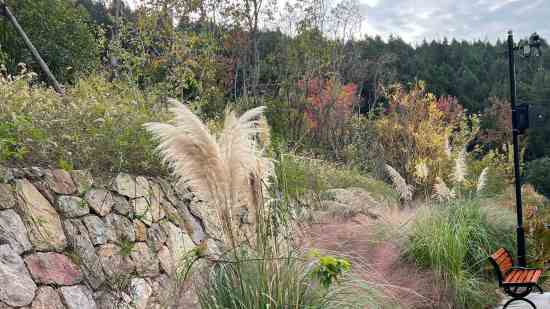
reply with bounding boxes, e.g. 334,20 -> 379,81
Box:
406,198 -> 515,308
273,152 -> 397,204
0,73 -> 169,175
526,157 -> 550,199
373,82 -> 479,194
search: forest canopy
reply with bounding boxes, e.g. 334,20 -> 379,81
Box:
1,0 -> 549,167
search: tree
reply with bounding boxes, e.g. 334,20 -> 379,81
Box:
0,0 -> 99,83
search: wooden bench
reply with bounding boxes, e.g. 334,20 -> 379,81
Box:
489,248 -> 544,309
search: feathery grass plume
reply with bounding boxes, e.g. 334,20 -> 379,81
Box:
476,167 -> 489,194
144,99 -> 268,246
432,177 -> 455,202
451,149 -> 467,184
414,162 -> 430,181
385,164 -> 414,201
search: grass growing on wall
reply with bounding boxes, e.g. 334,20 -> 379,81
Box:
0,73 -> 170,175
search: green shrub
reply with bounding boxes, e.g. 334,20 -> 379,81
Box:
0,73 -> 170,175
527,157 -> 550,199
406,198 -> 515,308
273,152 -> 397,205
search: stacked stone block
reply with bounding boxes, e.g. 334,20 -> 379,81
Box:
0,167 -> 208,309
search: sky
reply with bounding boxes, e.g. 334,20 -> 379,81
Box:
358,0 -> 550,44
124,0 -> 550,44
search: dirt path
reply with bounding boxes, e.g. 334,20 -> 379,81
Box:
299,213 -> 450,308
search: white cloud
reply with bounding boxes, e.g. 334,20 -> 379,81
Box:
358,0 -> 549,43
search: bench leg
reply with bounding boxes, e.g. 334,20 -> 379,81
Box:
534,284 -> 544,294
503,297 -> 537,309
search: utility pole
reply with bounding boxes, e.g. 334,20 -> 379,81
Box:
0,0 -> 64,95
507,30 -> 526,267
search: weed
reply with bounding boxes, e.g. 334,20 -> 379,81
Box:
118,238 -> 135,257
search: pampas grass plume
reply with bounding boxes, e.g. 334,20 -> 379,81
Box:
385,164 -> 414,201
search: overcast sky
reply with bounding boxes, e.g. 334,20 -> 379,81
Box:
359,0 -> 550,44
125,0 -> 549,44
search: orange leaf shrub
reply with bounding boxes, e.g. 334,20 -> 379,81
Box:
297,76 -> 358,157
374,82 -> 466,190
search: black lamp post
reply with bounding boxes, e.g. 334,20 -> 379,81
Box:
507,30 -> 542,267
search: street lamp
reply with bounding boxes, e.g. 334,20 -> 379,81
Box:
507,31 -> 542,267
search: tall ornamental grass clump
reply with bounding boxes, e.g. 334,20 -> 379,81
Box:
146,101 -> 385,308
198,251 -> 328,309
406,199 -> 515,308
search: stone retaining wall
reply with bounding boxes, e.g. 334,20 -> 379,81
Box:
0,167 -> 211,309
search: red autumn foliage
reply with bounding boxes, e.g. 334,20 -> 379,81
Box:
298,77 -> 358,129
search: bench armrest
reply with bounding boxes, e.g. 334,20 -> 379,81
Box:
511,267 -> 543,271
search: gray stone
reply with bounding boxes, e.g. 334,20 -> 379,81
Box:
130,243 -> 159,277
129,278 -> 152,309
189,199 -> 221,241
31,286 -> 64,309
93,290 -> 132,309
146,274 -> 172,309
103,214 -> 135,243
22,167 -> 44,180
64,219 -> 105,289
146,223 -> 166,252
112,173 -> 148,199
160,199 -> 184,228
132,197 -> 153,226
85,189 -> 114,217
112,194 -> 131,217
161,221 -> 195,261
0,166 -> 18,183
15,179 -> 67,252
148,182 -> 164,222
176,200 -> 206,244
60,285 -> 97,309
70,170 -> 94,195
24,252 -> 82,285
157,246 -> 174,274
96,244 -> 135,279
173,180 -> 194,202
0,209 -> 32,254
0,302 -> 14,309
57,195 -> 89,218
156,178 -> 178,204
205,238 -> 222,257
323,187 -> 380,208
44,169 -> 76,195
0,245 -> 37,307
0,184 -> 15,209
82,215 -> 107,245
32,181 -> 55,205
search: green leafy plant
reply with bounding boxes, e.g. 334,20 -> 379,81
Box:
310,254 -> 351,288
